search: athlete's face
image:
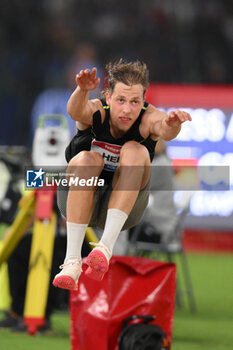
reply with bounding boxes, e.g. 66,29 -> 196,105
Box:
106,82 -> 145,137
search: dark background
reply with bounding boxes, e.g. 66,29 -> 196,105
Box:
0,0 -> 232,147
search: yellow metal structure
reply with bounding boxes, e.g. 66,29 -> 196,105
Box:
0,189 -> 99,334
0,242 -> 11,310
86,227 -> 99,245
0,192 -> 35,266
24,212 -> 56,333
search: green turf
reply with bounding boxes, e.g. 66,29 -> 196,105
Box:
0,312 -> 70,350
173,253 -> 233,350
0,253 -> 232,350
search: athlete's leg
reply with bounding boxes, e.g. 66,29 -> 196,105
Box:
86,141 -> 151,280
66,151 -> 104,224
53,151 -> 104,290
109,141 -> 151,212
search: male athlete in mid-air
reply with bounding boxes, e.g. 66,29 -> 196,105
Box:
53,59 -> 191,290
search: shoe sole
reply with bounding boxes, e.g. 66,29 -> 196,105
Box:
52,275 -> 78,291
85,250 -> 108,281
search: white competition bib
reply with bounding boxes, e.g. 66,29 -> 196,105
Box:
91,139 -> 122,172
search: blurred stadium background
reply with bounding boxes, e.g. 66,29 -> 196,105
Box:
1,0 -> 233,247
1,0 -> 233,145
0,1 -> 233,349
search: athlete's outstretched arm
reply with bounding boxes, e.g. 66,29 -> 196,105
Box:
67,67 -> 103,126
148,105 -> 192,141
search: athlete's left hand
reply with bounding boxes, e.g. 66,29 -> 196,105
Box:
165,110 -> 192,127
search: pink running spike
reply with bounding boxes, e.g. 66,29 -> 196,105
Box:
85,250 -> 109,281
53,275 -> 78,291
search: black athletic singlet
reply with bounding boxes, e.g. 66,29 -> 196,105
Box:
90,99 -> 157,171
65,99 -> 157,182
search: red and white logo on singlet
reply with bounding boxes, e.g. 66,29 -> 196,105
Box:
91,139 -> 122,172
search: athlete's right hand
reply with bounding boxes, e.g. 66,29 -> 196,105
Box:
76,67 -> 100,91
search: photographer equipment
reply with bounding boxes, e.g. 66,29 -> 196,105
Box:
118,315 -> 168,350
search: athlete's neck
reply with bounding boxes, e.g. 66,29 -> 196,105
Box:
109,121 -> 127,139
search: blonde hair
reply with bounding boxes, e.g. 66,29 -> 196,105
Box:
105,59 -> 149,96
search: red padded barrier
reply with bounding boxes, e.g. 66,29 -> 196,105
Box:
70,256 -> 176,350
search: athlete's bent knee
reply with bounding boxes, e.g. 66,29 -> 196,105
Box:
69,151 -> 104,168
120,141 -> 150,165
